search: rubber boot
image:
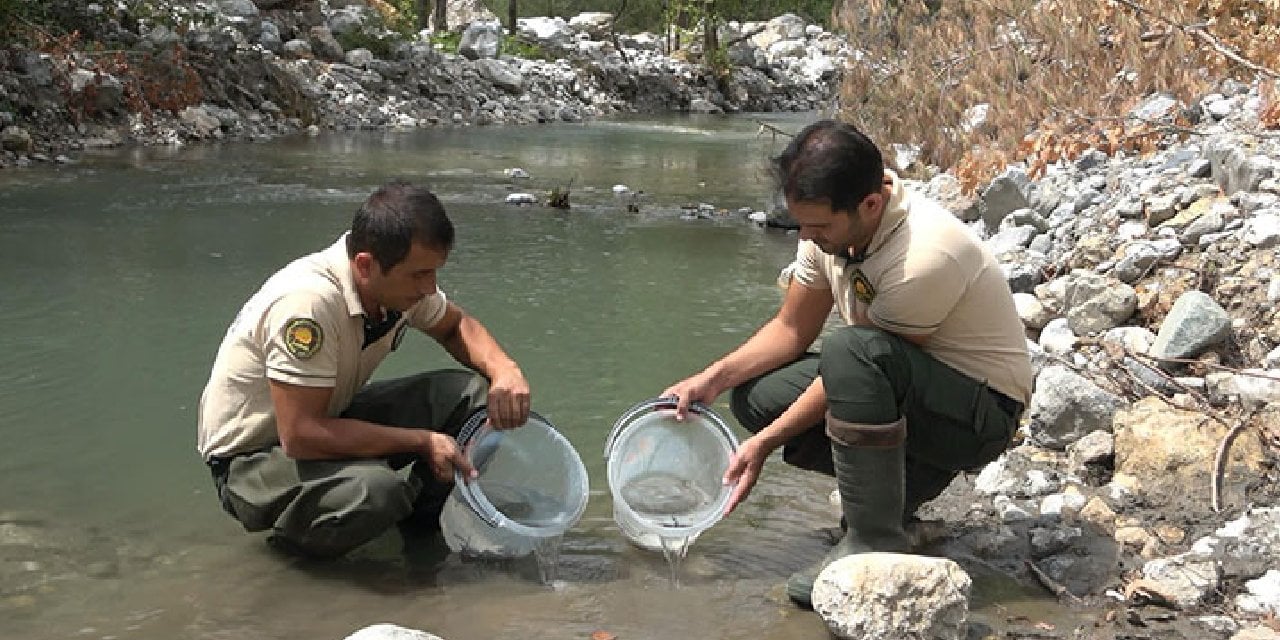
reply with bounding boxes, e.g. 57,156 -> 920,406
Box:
786,416 -> 909,609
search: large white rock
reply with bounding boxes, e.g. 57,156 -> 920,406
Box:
812,553 -> 971,640
343,624 -> 445,640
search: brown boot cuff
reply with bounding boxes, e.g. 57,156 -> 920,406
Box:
825,413 -> 906,448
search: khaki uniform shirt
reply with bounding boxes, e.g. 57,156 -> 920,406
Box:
197,235 -> 449,460
786,171 -> 1033,405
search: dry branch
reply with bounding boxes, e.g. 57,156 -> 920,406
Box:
1211,408 -> 1258,513
755,120 -> 795,140
1026,560 -> 1083,605
1110,0 -> 1280,79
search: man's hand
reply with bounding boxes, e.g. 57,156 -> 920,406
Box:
721,433 -> 775,515
422,432 -> 476,482
661,372 -> 721,421
486,365 -> 530,430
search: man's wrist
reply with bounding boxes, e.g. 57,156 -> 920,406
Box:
488,360 -> 521,379
416,430 -> 436,456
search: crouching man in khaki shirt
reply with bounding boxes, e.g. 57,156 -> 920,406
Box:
197,180 -> 530,559
664,120 -> 1032,607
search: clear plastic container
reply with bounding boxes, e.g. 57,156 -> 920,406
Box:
440,409 -> 589,558
604,397 -> 739,552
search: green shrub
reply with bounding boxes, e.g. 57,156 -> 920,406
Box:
336,28 -> 403,60
429,29 -> 462,52
504,35 -> 552,60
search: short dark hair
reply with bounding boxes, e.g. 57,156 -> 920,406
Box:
346,180 -> 455,270
772,119 -> 885,214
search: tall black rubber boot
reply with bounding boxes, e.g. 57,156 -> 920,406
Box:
786,415 -> 909,608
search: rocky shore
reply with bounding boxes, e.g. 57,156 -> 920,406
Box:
0,1 -> 845,168
792,86 -> 1280,640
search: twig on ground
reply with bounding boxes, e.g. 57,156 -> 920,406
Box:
1054,343 -> 1267,513
1026,560 -> 1083,605
1132,353 -> 1280,384
1047,106 -> 1203,138
1212,408 -> 1258,513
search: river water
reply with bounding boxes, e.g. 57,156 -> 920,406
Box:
0,114 -> 1057,640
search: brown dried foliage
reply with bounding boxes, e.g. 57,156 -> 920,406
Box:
25,26 -> 203,124
835,0 -> 1280,193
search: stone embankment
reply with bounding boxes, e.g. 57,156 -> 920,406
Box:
801,85 -> 1280,640
0,0 -> 846,168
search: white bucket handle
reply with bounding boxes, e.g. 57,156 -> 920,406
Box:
452,407 -> 556,529
602,395 -> 737,460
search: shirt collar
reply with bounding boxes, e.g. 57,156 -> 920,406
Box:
865,169 -> 907,257
323,233 -> 367,319
845,169 -> 907,264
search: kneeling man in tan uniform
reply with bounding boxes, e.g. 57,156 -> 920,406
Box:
198,180 -> 530,558
664,120 -> 1032,607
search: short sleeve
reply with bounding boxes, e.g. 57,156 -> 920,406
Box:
263,292 -> 340,387
405,289 -> 449,332
868,250 -> 970,336
787,241 -> 830,291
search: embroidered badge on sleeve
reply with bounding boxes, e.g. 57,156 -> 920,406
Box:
851,269 -> 877,304
284,318 -> 323,359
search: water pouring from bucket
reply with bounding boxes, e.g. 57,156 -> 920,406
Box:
440,408 -> 589,583
604,396 -> 739,584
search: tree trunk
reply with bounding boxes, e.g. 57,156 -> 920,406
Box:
702,0 -> 717,61
434,0 -> 448,32
507,0 -> 518,36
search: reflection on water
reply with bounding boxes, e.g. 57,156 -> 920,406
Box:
0,114 -> 1073,640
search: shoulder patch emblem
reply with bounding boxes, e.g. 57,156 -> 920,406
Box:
284,318 -> 323,359
851,269 -> 877,304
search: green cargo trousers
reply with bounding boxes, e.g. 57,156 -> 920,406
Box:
730,325 -> 1021,517
209,369 -> 488,558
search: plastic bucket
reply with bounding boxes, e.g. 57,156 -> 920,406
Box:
603,397 -> 739,552
440,409 -> 589,558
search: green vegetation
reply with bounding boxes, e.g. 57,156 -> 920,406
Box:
504,35 -> 552,60
428,28 -> 463,51
1,0 -> 88,44
335,28 -> 401,59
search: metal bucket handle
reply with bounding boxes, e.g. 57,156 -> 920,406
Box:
603,395 -> 737,460
451,407 -> 553,528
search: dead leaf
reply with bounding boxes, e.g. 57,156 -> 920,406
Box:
1123,578 -> 1182,610
591,631 -> 617,640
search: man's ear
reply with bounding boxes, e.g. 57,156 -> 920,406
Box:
860,191 -> 885,216
352,252 -> 377,281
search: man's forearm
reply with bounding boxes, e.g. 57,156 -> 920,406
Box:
440,315 -> 519,379
281,416 -> 431,460
701,317 -> 811,394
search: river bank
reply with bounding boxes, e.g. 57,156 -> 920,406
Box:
0,1 -> 843,168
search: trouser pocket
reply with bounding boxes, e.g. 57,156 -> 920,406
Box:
905,361 -> 1014,472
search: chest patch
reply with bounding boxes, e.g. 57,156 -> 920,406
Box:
851,269 -> 876,304
284,317 -> 323,359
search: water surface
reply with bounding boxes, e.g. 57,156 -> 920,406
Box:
0,114 -> 1059,639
